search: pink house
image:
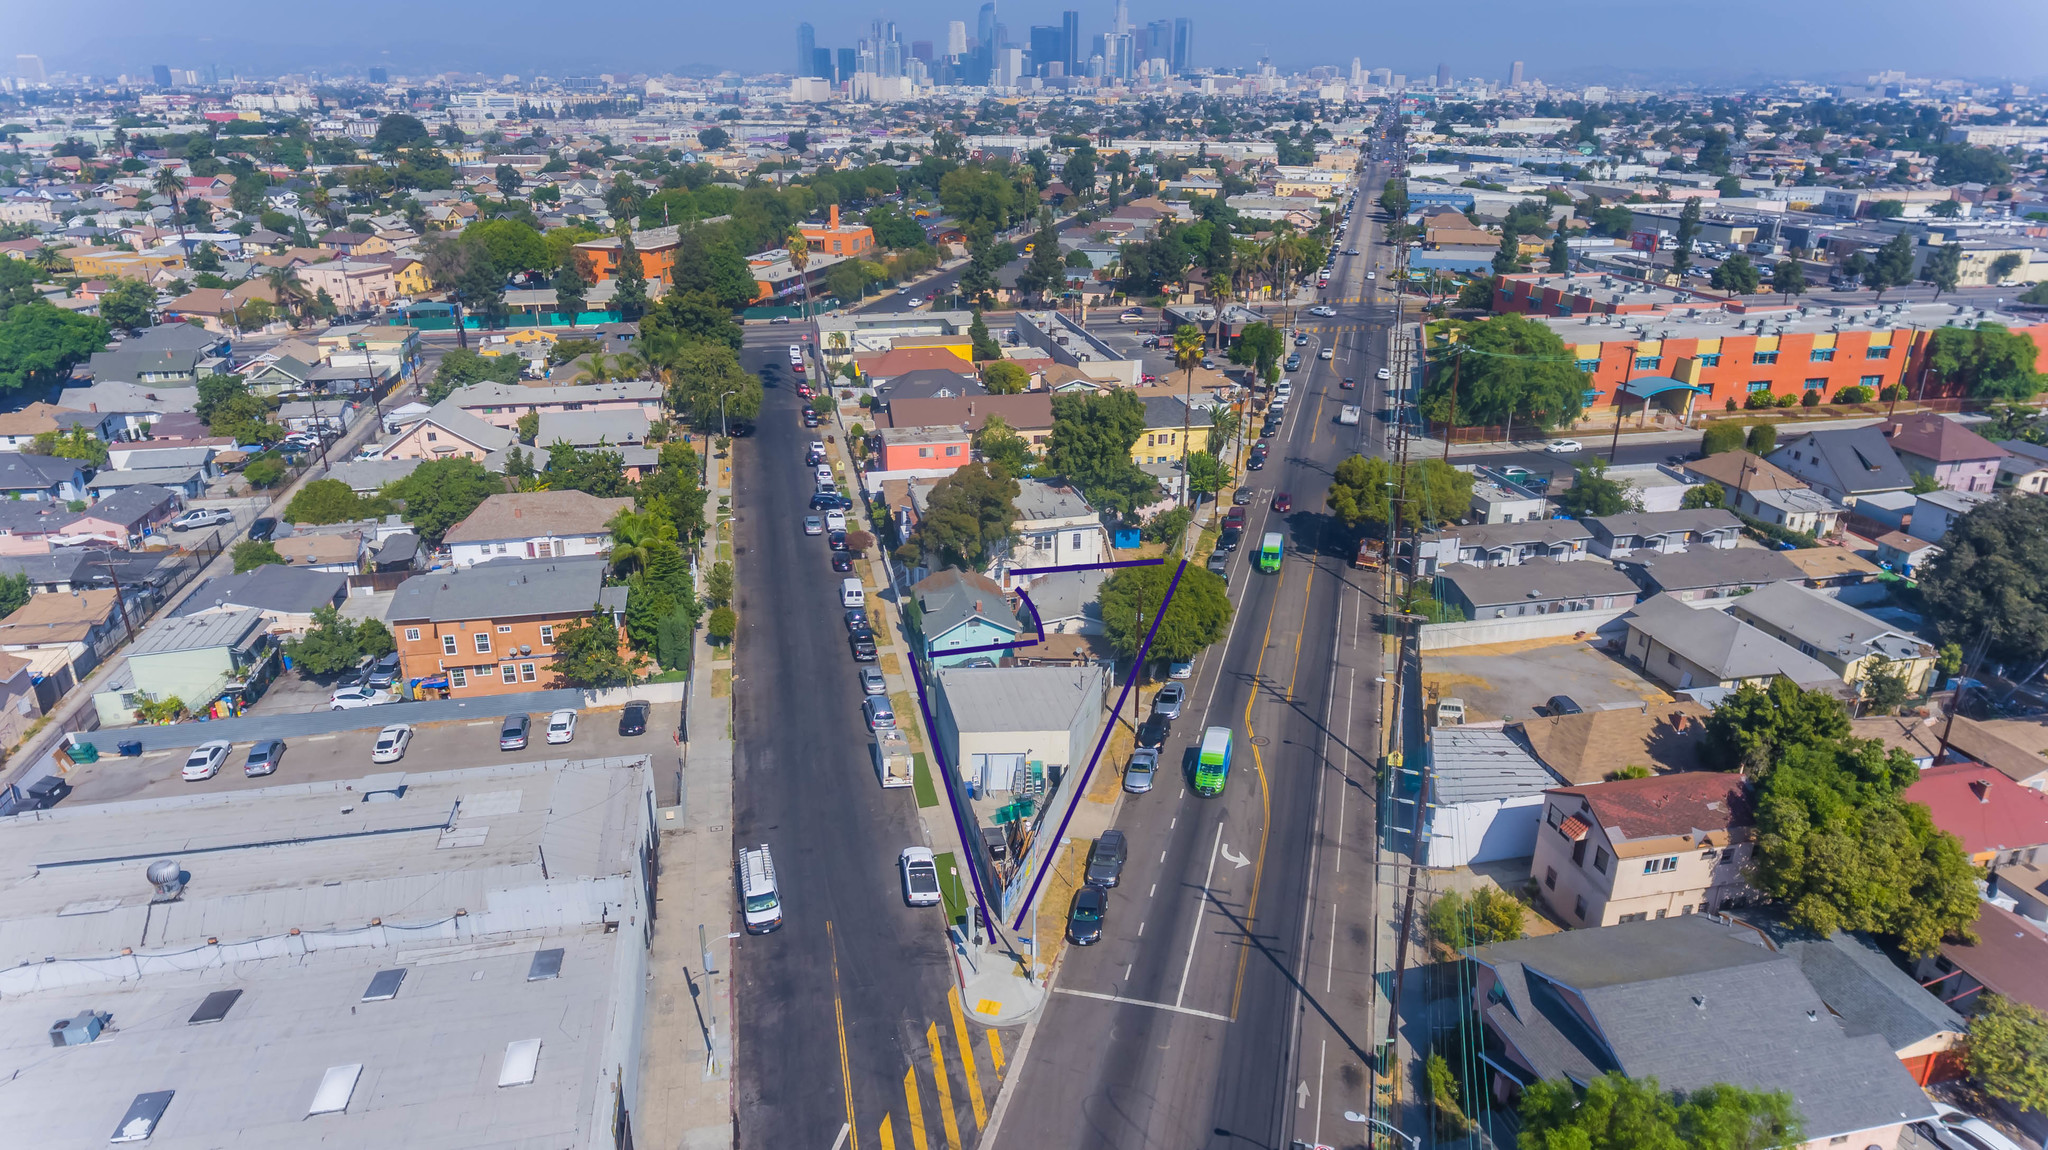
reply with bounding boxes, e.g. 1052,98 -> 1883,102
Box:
1881,413 -> 2007,493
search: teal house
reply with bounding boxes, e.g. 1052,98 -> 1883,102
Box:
914,569 -> 1026,667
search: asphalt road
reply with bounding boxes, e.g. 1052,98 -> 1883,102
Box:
727,337 -> 978,1150
991,157 -> 1397,1150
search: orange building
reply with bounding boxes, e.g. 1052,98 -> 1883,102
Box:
387,555 -> 624,696
800,205 -> 876,259
874,425 -> 973,473
573,224 -> 683,285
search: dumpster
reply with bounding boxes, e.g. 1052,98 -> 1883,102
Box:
118,740 -> 143,757
68,741 -> 100,764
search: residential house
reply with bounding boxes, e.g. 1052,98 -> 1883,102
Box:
84,348 -> 206,387
1680,449 -> 1804,497
1466,475 -> 1549,525
1939,716 -> 2048,790
1994,438 -> 2048,494
1906,488 -> 1993,544
1873,530 -> 1941,577
1915,901 -> 2048,1016
874,425 -> 974,479
1582,508 -> 1742,558
380,398 -> 518,463
327,457 -> 421,497
387,555 -> 615,697
1988,861 -> 2048,925
882,394 -> 1056,453
0,454 -> 89,502
1772,927 -> 1969,1086
1533,771 -> 1755,927
1022,569 -> 1106,636
1726,581 -> 1937,695
444,380 -> 666,429
1852,714 -> 1947,770
0,502 -> 81,555
1424,727 -> 1564,868
85,465 -> 204,501
1619,592 -> 1847,693
61,484 -> 180,547
799,205 -> 876,259
242,354 -> 317,396
0,588 -> 127,691
1437,557 -> 1642,622
269,530 -> 366,574
441,491 -> 634,568
1741,484 -> 1847,536
1470,917 -> 1938,1149
531,410 -> 660,479
853,347 -> 981,385
0,403 -> 87,451
1903,762 -> 2048,868
990,479 -> 1110,590
1616,545 -> 1808,601
0,650 -> 40,751
1414,520 -> 1594,575
1880,412 -> 2006,493
1510,701 -> 1715,785
172,565 -> 348,635
1768,426 -> 1914,505
295,259 -> 399,311
91,607 -> 275,725
912,569 -> 1026,667
874,367 -> 985,405
316,230 -> 394,256
104,442 -> 219,480
1133,395 -> 1197,467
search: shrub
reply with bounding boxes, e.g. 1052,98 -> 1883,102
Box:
1775,392 -> 1800,407
1723,397 -> 1738,411
1880,384 -> 1906,401
1700,422 -> 1744,456
1744,391 -> 1777,410
1800,389 -> 1821,407
1745,423 -> 1777,455
1833,385 -> 1874,404
706,605 -> 737,645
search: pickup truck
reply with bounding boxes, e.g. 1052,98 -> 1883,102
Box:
1353,537 -> 1384,570
1338,404 -> 1361,426
871,728 -> 914,789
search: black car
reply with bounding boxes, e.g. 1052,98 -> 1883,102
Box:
1545,695 -> 1585,717
845,608 -> 869,632
850,634 -> 878,661
809,492 -> 835,511
1245,452 -> 1266,471
1219,526 -> 1243,552
247,517 -> 278,542
618,701 -> 651,736
1136,713 -> 1171,749
831,553 -> 853,572
1085,830 -> 1127,888
1067,885 -> 1107,945
1260,420 -> 1281,438
828,530 -> 849,551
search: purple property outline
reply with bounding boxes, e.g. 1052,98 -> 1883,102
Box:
1007,557 -> 1165,577
902,556 -> 1189,938
921,588 -> 1051,660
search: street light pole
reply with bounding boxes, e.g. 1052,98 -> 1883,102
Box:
1342,1112 -> 1420,1150
719,390 -> 736,439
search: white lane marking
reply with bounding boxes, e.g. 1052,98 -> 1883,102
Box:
1219,843 -> 1251,870
1177,820 -> 1225,1009
1125,963 -> 1133,980
1053,987 -> 1232,1023
1313,1039 -> 1327,1147
1336,665 -> 1354,876
830,1123 -> 849,1150
1149,883 -> 1156,898
1138,921 -> 1145,937
1326,902 -> 1339,995
304,735 -> 338,742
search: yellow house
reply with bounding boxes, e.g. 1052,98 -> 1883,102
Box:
71,250 -> 185,278
1273,178 -> 1339,200
886,335 -> 975,362
381,256 -> 434,295
1132,395 -> 1195,466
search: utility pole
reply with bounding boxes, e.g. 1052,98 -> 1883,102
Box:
92,554 -> 136,642
1439,342 -> 1460,462
1607,343 -> 1641,463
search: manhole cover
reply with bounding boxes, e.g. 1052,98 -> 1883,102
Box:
1249,735 -> 1271,747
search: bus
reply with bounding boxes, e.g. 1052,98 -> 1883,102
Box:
1258,532 -> 1284,573
1195,726 -> 1233,797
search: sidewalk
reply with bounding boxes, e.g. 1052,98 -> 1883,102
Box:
635,442 -> 738,1150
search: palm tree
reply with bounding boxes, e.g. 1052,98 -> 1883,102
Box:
264,266 -> 310,327
606,508 -> 676,577
1172,324 -> 1207,510
151,166 -> 188,257
785,226 -> 811,319
29,244 -> 63,277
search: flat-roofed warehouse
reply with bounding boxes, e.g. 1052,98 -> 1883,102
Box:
0,755 -> 658,1148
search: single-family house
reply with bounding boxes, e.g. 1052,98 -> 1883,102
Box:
327,458 -> 421,496
61,484 -> 180,547
1618,593 -> 1847,693
874,367 -> 985,406
1772,927 -> 1969,1086
1680,449 -> 1804,497
0,588 -> 126,691
380,398 -> 518,463
912,568 -> 1026,667
444,380 -> 666,429
1994,439 -> 2048,495
1424,727 -> 1564,868
440,491 -> 634,568
1768,426 -> 1914,504
1906,488 -> 1993,543
0,454 -> 89,502
1741,484 -> 1846,536
1615,545 -> 1808,602
1939,716 -> 2048,791
1132,395 -> 1197,467
1582,508 -> 1742,558
1470,917 -> 1938,1150
1510,701 -> 1715,784
1903,762 -> 2048,868
882,394 -> 1056,453
1915,901 -> 2048,1016
1725,581 -> 1937,695
91,607 -> 275,725
1414,520 -> 1594,575
172,565 -> 348,635
387,555 -> 616,697
104,442 -> 219,480
0,403 -> 88,452
1880,412 -> 2006,493
1021,569 -> 1106,636
1533,771 -> 1755,927
1872,530 -> 1941,577
1437,557 -> 1642,622
0,502 -> 79,555
269,530 -> 367,574
1988,861 -> 2048,925
990,479 -> 1110,590
86,465 -> 205,501
875,425 -> 974,478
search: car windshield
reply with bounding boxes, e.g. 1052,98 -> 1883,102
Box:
744,893 -> 779,914
185,751 -> 211,765
1073,905 -> 1101,921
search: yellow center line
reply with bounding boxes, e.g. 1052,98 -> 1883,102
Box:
1231,556 -> 1285,1022
946,989 -> 987,1129
926,1022 -> 963,1150
828,922 -> 860,1150
903,1066 -> 930,1150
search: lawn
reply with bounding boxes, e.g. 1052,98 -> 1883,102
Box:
912,752 -> 940,808
934,850 -> 970,927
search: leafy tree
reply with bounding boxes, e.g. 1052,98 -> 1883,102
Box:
0,303 -> 108,393
1966,995 -> 2048,1115
1423,887 -> 1524,949
1860,653 -> 1912,714
703,560 -> 734,608
1140,505 -> 1192,545
1548,225 -> 1569,274
973,414 -> 1034,476
912,461 -> 1019,568
516,410 -> 539,444
1934,145 -> 2010,186
285,478 -> 375,525
1455,277 -> 1496,311
283,606 -> 387,676
635,441 -> 708,542
242,452 -> 288,488
1328,455 -> 1475,531
1419,315 -> 1588,432
372,113 -> 432,153
981,360 -> 1030,394
1098,562 -> 1233,665
1670,196 -> 1701,280
1518,1072 -> 1802,1150
611,231 -> 649,321
1868,232 -> 1917,301
697,126 -> 731,151
1925,324 -> 2043,402
1922,242 -> 1963,299
1700,422 -> 1744,455
1553,457 -> 1642,518
552,254 -> 589,319
0,571 -> 29,618
1770,258 -> 1807,304
705,605 -> 737,646
1919,494 -> 2048,665
1226,323 -> 1285,378
666,232 -> 760,310
642,288 -> 743,354
1681,481 -> 1725,510
1700,678 -> 1852,774
30,426 -> 109,467
664,341 -> 761,429
544,441 -> 630,497
429,348 -> 522,402
1184,450 -> 1229,498
1745,423 -> 1776,455
1014,214 -> 1066,304
1425,1052 -> 1469,1138
387,457 -> 504,546
231,539 -> 285,573
1045,390 -> 1160,519
98,278 -> 157,331
968,308 -> 1003,361
1707,252 -> 1761,294
494,163 -> 522,195
551,615 -> 636,687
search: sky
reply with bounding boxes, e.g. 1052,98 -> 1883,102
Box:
16,0 -> 2048,87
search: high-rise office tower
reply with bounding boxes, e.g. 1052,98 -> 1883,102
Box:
814,49 -> 834,79
1436,62 -> 1451,87
1349,58 -> 1363,86
1143,20 -> 1171,65
369,66 -> 389,84
152,64 -> 173,88
912,40 -> 933,63
1172,18 -> 1192,74
1509,59 -> 1524,86
1029,26 -> 1063,74
1061,10 -> 1081,73
798,23 -> 816,77
1371,67 -> 1391,86
977,3 -> 998,49
947,20 -> 968,59
837,48 -> 857,82
13,55 -> 44,84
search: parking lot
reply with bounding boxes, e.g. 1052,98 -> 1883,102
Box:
53,699 -> 679,806
1422,638 -> 1672,724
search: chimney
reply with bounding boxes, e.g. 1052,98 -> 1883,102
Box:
829,204 -> 839,230
1972,778 -> 1993,803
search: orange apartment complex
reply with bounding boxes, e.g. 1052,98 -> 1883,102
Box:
387,555 -> 623,697
573,206 -> 875,296
799,205 -> 876,259
1491,273 -> 2048,411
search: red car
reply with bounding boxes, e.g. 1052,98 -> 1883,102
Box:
796,384 -> 813,399
1273,492 -> 1293,513
1142,373 -> 1159,383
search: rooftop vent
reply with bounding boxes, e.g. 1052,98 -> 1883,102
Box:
48,1009 -> 109,1047
146,859 -> 183,903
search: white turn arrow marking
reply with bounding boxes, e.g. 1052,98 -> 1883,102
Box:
1220,843 -> 1251,870
1296,1081 -> 1310,1109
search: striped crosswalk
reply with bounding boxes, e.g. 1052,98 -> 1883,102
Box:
861,1005 -> 1007,1150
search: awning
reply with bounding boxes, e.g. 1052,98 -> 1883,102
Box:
1558,815 -> 1591,841
1618,375 -> 1709,398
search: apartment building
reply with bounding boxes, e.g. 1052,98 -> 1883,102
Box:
387,556 -> 618,696
1532,771 -> 1755,927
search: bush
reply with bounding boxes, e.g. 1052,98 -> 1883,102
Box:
1775,392 -> 1800,408
1880,384 -> 1906,401
1800,388 -> 1821,407
1744,391 -> 1777,410
706,605 -> 737,645
243,452 -> 288,487
1723,397 -> 1738,411
1700,423 -> 1744,456
1832,385 -> 1873,404
1745,423 -> 1777,455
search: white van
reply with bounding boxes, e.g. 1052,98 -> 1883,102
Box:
840,578 -> 865,608
814,464 -> 833,487
825,509 -> 848,532
737,845 -> 782,934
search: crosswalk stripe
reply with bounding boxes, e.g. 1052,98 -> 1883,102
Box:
926,1022 -> 963,1150
946,989 -> 988,1130
987,1031 -> 1006,1072
903,1066 -> 930,1150
878,1114 -> 896,1150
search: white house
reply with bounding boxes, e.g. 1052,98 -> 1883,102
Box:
988,479 -> 1109,591
441,491 -> 634,567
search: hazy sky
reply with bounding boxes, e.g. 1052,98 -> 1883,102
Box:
18,0 -> 2048,86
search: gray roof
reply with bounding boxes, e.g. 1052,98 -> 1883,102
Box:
1471,917 -> 1938,1140
414,397 -> 518,454
879,368 -> 985,402
78,483 -> 176,524
127,606 -> 267,656
1727,581 -> 1930,663
328,457 -> 422,495
1013,478 -> 1096,522
1425,519 -> 1593,551
914,568 -> 1023,641
1023,569 -> 1106,626
1778,930 -> 1966,1052
87,465 -> 202,491
1770,427 -> 1913,495
1429,727 -> 1561,804
1622,593 -> 1843,684
122,323 -> 226,355
936,663 -> 1105,733
535,410 -> 653,448
1440,557 -> 1641,610
174,565 -> 348,618
447,379 -> 663,409
1617,545 -> 1808,593
0,453 -> 83,490
387,555 -> 607,625
1582,507 -> 1741,542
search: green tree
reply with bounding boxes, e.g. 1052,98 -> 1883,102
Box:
285,478 -> 370,525
1014,214 -> 1067,304
545,442 -> 631,497
1425,1052 -> 1469,1138
1771,258 -> 1807,304
1226,323 -> 1285,378
703,560 -> 734,609
1919,493 -> 2048,665
242,453 -> 288,487
231,539 -> 285,573
1423,887 -> 1524,949
1517,1072 -> 1802,1150
968,308 -> 1003,361
283,605 -> 377,676
664,341 -> 761,429
516,409 -> 539,444
1700,422 -> 1744,455
98,278 -> 157,331
1045,390 -> 1160,519
1924,324 -> 2043,402
1708,252 -> 1761,294
1700,678 -> 1853,774
1745,423 -> 1777,455
1097,562 -> 1232,665
635,440 -> 709,542
1681,481 -> 1726,510
1419,315 -> 1589,432
641,288 -> 743,354
0,303 -> 108,393
1548,224 -> 1569,274
1922,242 -> 1963,299
552,254 -> 589,319
429,347 -> 522,402
1553,457 -> 1642,518
1868,232 -> 1917,301
1966,995 -> 2048,1114
372,113 -> 432,153
1327,455 -> 1475,531
31,426 -> 109,468
388,457 -> 504,545
550,615 -> 636,687
974,414 -> 1034,476
0,571 -> 30,618
1670,196 -> 1701,280
705,604 -> 737,646
1455,276 -> 1496,311
611,230 -> 649,321
1184,450 -> 1229,498
912,461 -> 1019,568
1860,653 -> 1913,714
697,125 -> 731,150
982,360 -> 1030,394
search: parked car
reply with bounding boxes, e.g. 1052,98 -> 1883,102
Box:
1223,506 -> 1247,529
1066,885 -> 1108,945
1125,748 -> 1158,793
329,684 -> 386,711
1152,681 -> 1186,720
243,739 -> 286,778
1544,695 -> 1584,717
364,651 -> 402,690
1137,713 -> 1172,749
247,517 -> 278,542
850,633 -> 878,661
862,695 -> 897,731
1376,367 -> 1392,381
169,508 -> 234,532
1168,661 -> 1193,680
618,701 -> 650,736
899,847 -> 943,907
1085,830 -> 1128,887
371,724 -> 413,763
860,666 -> 888,696
499,713 -> 531,751
845,608 -> 869,632
545,709 -> 578,744
1545,439 -> 1584,454
1206,549 -> 1229,575
181,740 -> 232,781
1923,1107 -> 2028,1150
1233,487 -> 1255,506
1219,526 -> 1243,552
828,530 -> 849,551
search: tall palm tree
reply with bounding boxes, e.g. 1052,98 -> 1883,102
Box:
785,226 -> 811,319
264,266 -> 310,327
606,508 -> 676,577
29,244 -> 63,277
151,166 -> 187,257
1172,324 -> 1207,510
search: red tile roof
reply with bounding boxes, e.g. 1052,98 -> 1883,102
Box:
1557,815 -> 1591,841
1549,772 -> 1752,843
1903,762 -> 2048,857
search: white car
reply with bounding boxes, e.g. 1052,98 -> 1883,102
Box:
899,847 -> 943,907
1273,381 -> 1293,400
169,508 -> 234,531
1924,1107 -> 2028,1150
329,685 -> 387,710
1365,271 -> 1377,281
1376,367 -> 1393,381
1319,348 -> 1334,360
371,724 -> 413,764
180,740 -> 232,781
1545,439 -> 1585,454
545,709 -> 577,745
